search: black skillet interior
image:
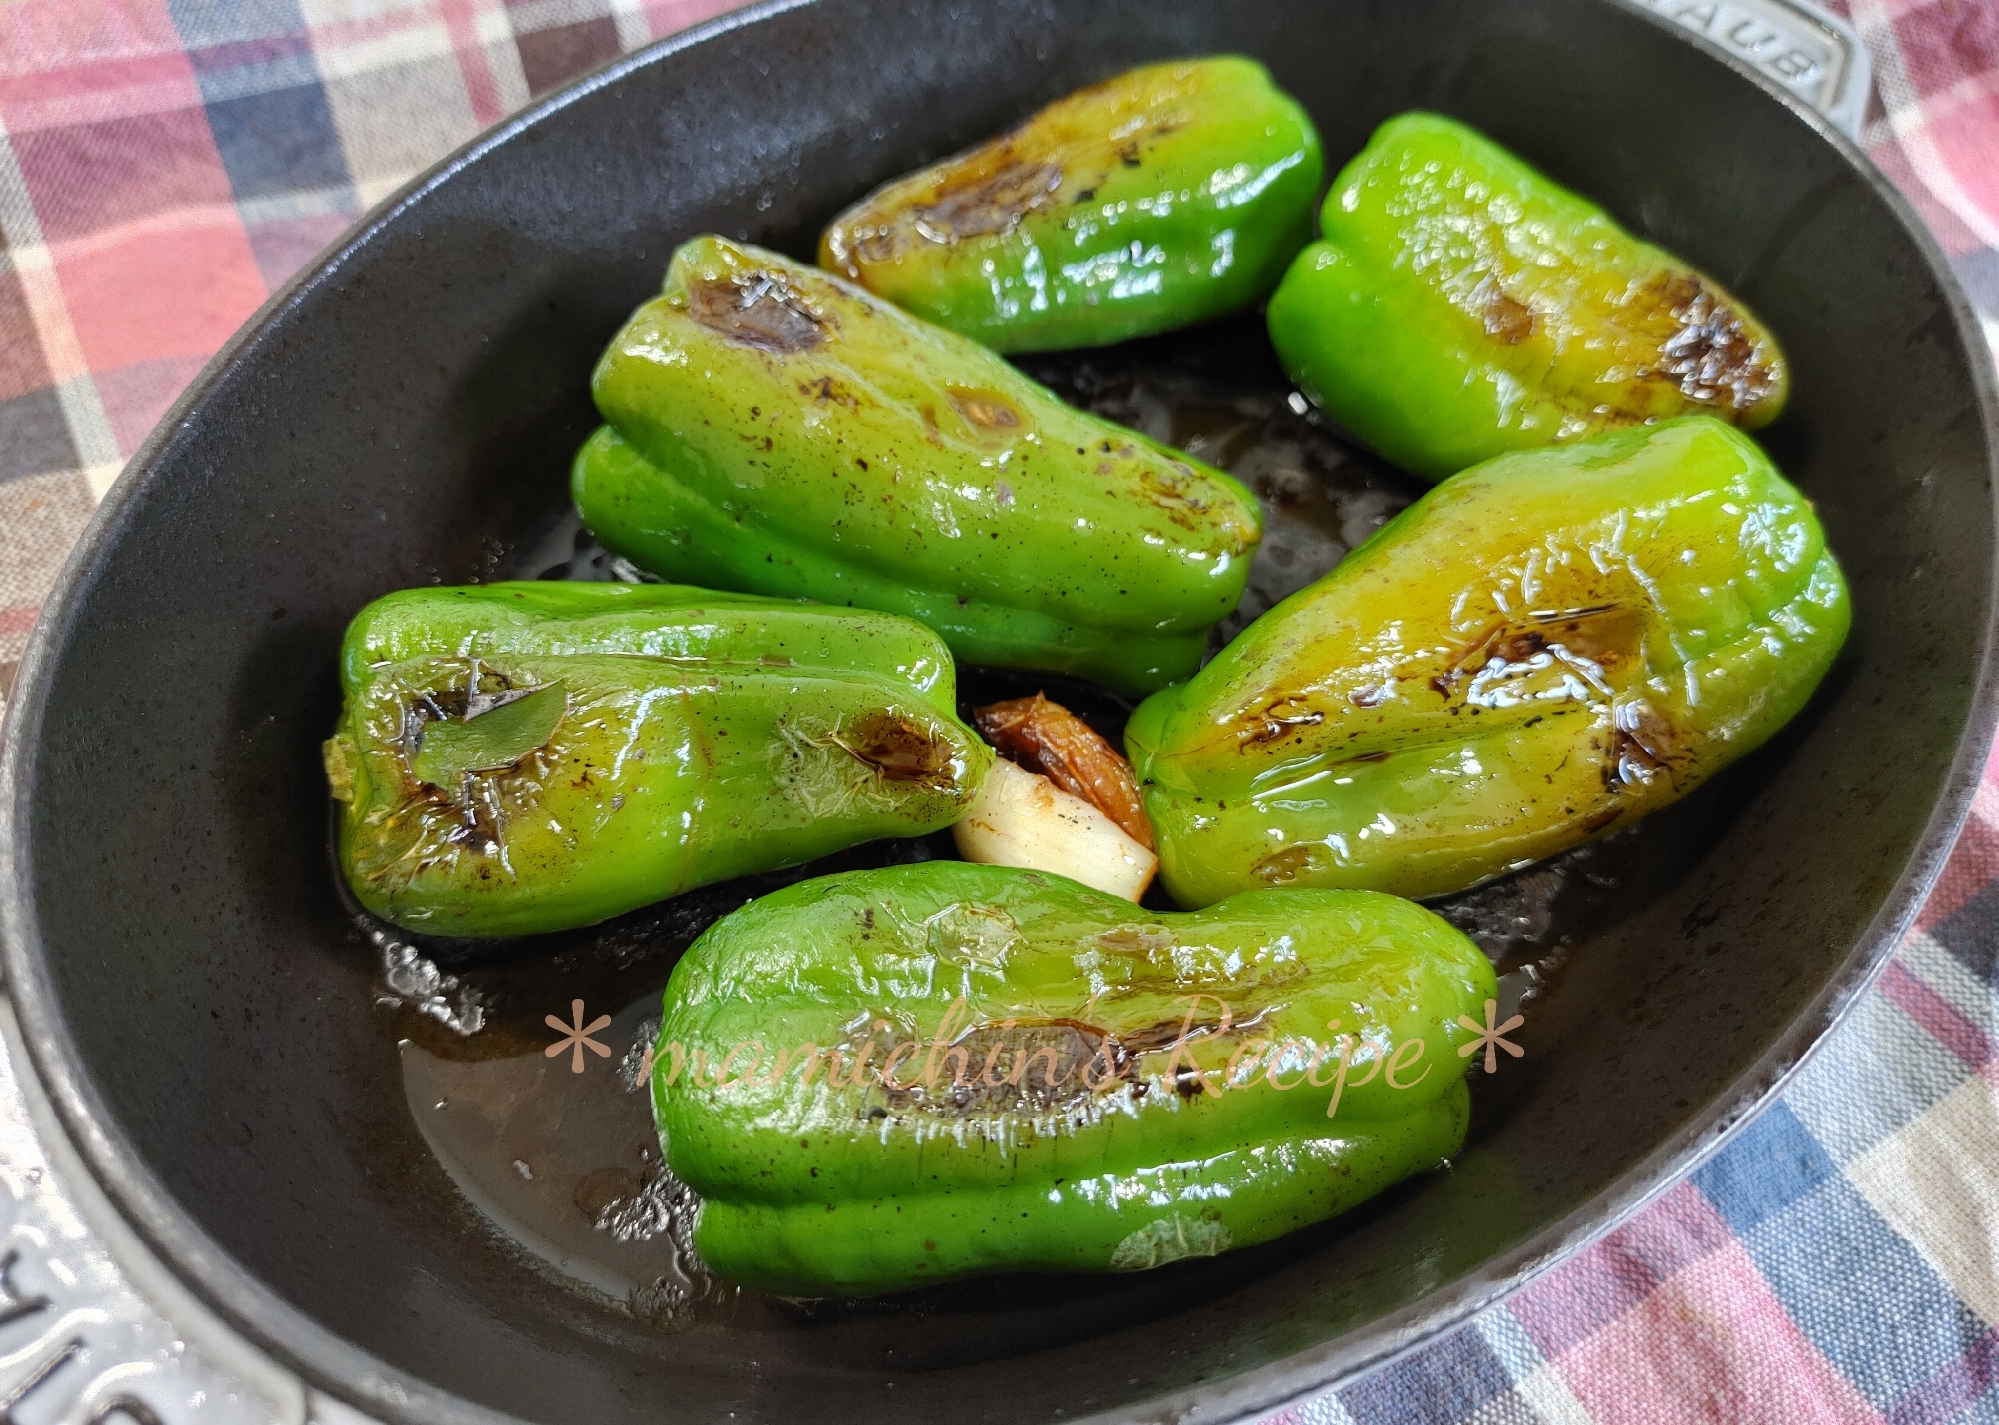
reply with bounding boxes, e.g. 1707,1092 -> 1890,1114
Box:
3,1 -> 1995,1423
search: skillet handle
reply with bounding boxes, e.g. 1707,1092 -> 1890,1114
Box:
1617,0 -> 1872,140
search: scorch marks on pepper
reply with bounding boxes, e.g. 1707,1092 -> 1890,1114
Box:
1125,417 -> 1849,906
579,236 -> 1263,694
1641,272 -> 1780,413
1267,111 -> 1789,480
1477,280 -> 1535,344
328,583 -> 990,937
1426,602 -> 1643,699
816,709 -> 960,789
817,57 -> 1324,353
909,158 -> 1065,246
653,863 -> 1494,1294
684,269 -> 830,354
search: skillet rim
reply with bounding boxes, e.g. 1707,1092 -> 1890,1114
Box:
1,1 -> 1995,1420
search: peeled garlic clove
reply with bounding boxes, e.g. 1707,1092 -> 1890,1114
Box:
953,759 -> 1156,902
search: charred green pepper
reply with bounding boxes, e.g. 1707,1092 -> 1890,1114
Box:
817,56 -> 1323,353
653,861 -> 1494,1295
324,582 -> 988,937
1267,111 -> 1789,481
1125,417 -> 1848,907
577,236 -> 1262,695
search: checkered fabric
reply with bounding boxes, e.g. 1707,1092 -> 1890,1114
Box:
0,0 -> 741,695
0,3 -> 1995,1422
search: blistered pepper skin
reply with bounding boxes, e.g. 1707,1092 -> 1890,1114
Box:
324,582 -> 989,938
1267,112 -> 1789,481
817,57 -> 1323,353
578,237 -> 1262,696
654,862 -> 1493,1295
1125,418 -> 1849,908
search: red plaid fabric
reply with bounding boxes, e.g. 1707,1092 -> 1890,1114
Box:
0,4 -> 1996,1423
0,0 -> 743,693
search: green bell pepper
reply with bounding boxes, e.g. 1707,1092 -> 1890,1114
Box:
1125,416 -> 1849,907
576,236 -> 1263,695
817,56 -> 1323,353
653,861 -> 1494,1295
1267,111 -> 1789,481
324,581 -> 989,937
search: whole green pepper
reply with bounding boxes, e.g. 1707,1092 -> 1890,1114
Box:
577,236 -> 1262,696
653,861 -> 1494,1295
324,582 -> 989,937
817,56 -> 1323,353
1125,417 -> 1849,907
1267,111 -> 1789,481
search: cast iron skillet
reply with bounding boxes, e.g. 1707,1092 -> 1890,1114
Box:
3,1 -> 1996,1421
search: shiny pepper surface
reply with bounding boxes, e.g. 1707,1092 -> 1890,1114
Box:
577,236 -> 1262,696
818,56 -> 1323,353
1267,112 -> 1789,481
653,861 -> 1493,1295
1125,417 -> 1849,907
324,582 -> 988,938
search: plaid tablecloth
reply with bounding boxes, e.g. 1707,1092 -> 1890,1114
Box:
2,2 -> 1997,1422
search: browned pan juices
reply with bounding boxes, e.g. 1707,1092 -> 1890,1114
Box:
378,311 -> 1716,1327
